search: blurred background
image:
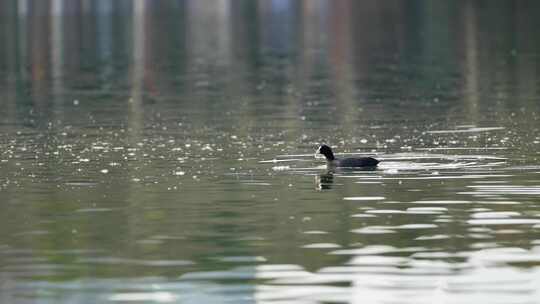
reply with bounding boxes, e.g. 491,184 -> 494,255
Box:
1,0 -> 540,128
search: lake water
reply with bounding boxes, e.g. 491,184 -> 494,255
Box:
1,1 -> 540,303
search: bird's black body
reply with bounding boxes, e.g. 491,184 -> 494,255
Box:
316,145 -> 379,168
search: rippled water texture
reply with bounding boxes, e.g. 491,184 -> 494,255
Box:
1,1 -> 540,303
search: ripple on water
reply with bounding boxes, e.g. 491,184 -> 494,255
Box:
331,245 -> 423,256
396,224 -> 438,229
75,208 -> 114,213
371,174 -> 513,181
407,200 -> 472,205
468,247 -> 540,266
365,209 -> 404,214
425,126 -> 505,134
461,185 -> 540,196
241,182 -> 272,186
350,227 -> 396,234
406,207 -> 448,214
180,265 -> 311,281
217,256 -> 267,263
467,218 -> 540,225
302,243 -> 342,249
471,211 -> 521,219
350,213 -> 377,218
77,257 -> 195,267
109,292 -> 177,303
302,230 -> 329,234
64,181 -> 99,187
343,196 -> 385,201
414,234 -> 451,241
347,255 -> 409,266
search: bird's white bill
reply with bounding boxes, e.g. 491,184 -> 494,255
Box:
314,147 -> 325,159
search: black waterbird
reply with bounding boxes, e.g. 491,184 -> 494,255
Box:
316,144 -> 379,168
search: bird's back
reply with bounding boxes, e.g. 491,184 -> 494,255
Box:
336,157 -> 379,168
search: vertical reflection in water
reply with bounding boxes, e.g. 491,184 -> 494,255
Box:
184,0 -> 232,132
124,0 -> 146,267
2,1 -> 18,127
17,0 -> 29,107
96,0 -> 113,87
130,0 -> 145,142
327,0 -> 358,131
515,2 -> 540,114
51,0 -> 64,114
186,0 -> 231,65
215,0 -> 231,65
259,0 -> 298,54
299,0 -> 329,130
257,0 -> 301,142
62,1 -> 79,83
29,0 -> 52,123
462,1 -> 479,123
229,0 -> 260,136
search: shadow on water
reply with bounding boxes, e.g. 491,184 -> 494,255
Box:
316,172 -> 335,190
316,167 -> 378,191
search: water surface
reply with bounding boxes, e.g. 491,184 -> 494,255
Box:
1,1 -> 540,303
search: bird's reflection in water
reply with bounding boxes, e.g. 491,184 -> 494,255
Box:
316,172 -> 334,190
316,167 -> 379,190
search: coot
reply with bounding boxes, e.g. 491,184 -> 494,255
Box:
316,144 -> 379,168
